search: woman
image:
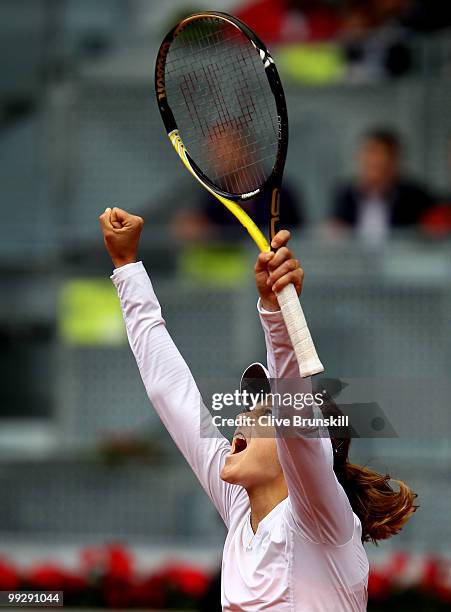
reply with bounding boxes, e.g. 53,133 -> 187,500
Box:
99,206 -> 417,611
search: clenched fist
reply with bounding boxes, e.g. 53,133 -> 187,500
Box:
99,207 -> 144,268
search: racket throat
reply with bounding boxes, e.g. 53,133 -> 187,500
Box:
270,187 -> 281,241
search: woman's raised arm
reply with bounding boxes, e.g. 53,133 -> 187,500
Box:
255,231 -> 355,545
99,207 -> 246,526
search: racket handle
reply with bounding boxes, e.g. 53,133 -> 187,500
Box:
276,283 -> 324,378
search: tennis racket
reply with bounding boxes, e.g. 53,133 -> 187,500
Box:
155,11 -> 323,378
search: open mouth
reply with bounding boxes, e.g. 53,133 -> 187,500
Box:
231,434 -> 248,455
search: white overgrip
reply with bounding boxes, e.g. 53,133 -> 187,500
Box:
276,282 -> 324,378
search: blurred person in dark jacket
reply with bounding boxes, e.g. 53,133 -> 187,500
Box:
341,0 -> 412,80
330,128 -> 432,242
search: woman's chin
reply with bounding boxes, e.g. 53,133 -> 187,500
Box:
220,458 -> 243,484
220,465 -> 238,484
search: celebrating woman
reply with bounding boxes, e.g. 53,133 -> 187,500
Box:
99,206 -> 417,611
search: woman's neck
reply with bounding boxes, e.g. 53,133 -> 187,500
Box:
247,479 -> 288,534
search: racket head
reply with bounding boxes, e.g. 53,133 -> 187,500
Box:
155,11 -> 288,204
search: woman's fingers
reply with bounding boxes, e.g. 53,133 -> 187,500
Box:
98,207 -> 114,231
270,229 -> 291,250
268,246 -> 293,271
254,251 -> 279,310
255,229 -> 304,299
254,251 -> 274,274
267,258 -> 303,285
271,267 -> 304,295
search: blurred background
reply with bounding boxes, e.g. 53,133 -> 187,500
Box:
1,0 -> 451,609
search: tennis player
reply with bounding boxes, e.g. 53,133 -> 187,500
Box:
99,206 -> 417,611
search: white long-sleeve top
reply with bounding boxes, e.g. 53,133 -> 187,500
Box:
111,261 -> 369,611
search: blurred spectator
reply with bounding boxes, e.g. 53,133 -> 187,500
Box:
341,0 -> 412,80
340,0 -> 451,80
330,128 -> 432,242
171,183 -> 305,243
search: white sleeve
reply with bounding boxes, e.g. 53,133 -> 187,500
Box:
258,299 -> 355,545
111,261 -> 245,527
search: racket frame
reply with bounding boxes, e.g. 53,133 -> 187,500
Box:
155,11 -> 288,247
155,11 -> 324,377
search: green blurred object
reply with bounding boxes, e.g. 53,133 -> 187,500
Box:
59,279 -> 126,345
277,43 -> 345,85
179,243 -> 251,287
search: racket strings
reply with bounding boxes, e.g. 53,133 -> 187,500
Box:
164,17 -> 279,195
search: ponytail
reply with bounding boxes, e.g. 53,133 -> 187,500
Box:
332,438 -> 418,543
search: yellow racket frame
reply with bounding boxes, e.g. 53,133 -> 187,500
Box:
169,129 -> 271,253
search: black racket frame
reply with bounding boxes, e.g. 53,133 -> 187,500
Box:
155,11 -> 289,240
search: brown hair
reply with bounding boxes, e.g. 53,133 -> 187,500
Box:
332,437 -> 418,544
362,127 -> 402,156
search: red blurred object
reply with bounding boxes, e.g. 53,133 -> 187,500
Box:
0,557 -> 20,591
80,546 -> 104,574
102,544 -> 135,609
26,564 -> 87,593
79,545 -> 209,608
421,203 -> 451,237
27,564 -> 68,590
80,543 -> 134,579
422,557 -> 440,590
236,0 -> 342,45
236,0 -> 285,43
161,563 -> 210,599
131,573 -> 167,609
103,576 -> 133,609
422,557 -> 451,603
7,548 -> 451,608
367,567 -> 392,600
63,573 -> 87,593
105,544 -> 134,580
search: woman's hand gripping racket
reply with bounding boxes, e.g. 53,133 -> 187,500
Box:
155,11 -> 323,377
